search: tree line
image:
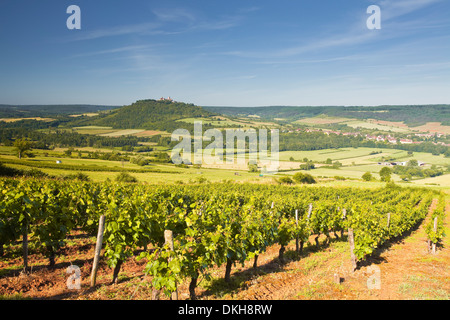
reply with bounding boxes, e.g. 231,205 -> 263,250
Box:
278,132 -> 450,156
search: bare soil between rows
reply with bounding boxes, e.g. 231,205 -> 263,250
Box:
1,200 -> 448,300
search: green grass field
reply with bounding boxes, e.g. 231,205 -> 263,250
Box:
177,117 -> 279,129
293,115 -> 354,125
279,148 -> 448,166
176,117 -> 242,127
344,120 -> 411,133
279,148 -> 395,163
1,144 -> 449,191
70,126 -> 116,135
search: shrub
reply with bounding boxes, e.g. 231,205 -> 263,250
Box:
115,172 -> 138,183
62,172 -> 91,181
362,172 -> 373,181
278,176 -> 294,184
131,155 -> 149,166
23,168 -> 50,178
379,167 -> 392,182
292,172 -> 316,184
248,163 -> 258,172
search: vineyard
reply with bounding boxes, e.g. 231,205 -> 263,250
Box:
0,177 -> 446,300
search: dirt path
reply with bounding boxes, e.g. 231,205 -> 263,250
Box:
215,198 -> 450,300
341,198 -> 450,300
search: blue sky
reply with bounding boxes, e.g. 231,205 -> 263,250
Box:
0,0 -> 449,107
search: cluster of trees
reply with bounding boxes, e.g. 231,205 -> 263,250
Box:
130,155 -> 150,166
279,132 -> 362,151
85,150 -> 128,162
121,145 -> 153,153
362,167 -> 393,182
393,164 -> 444,181
277,172 -> 316,185
278,132 -> 449,156
0,128 -> 143,149
362,160 -> 445,182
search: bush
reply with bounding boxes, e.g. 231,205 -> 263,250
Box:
196,176 -> 207,184
23,168 -> 50,178
362,172 -> 373,181
299,161 -> 315,170
277,176 -> 294,184
131,155 -> 149,166
292,172 -> 316,184
332,161 -> 342,169
62,172 -> 91,181
248,163 -> 258,172
115,172 -> 138,183
379,167 -> 392,182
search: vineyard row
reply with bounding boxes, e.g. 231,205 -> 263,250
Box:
0,178 -> 444,299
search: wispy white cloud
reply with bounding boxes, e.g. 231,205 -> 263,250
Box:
67,22 -> 165,41
152,7 -> 197,24
253,55 -> 366,66
275,33 -> 378,58
378,0 -> 444,21
210,0 -> 446,66
237,6 -> 261,14
214,30 -> 380,62
68,45 -> 155,58
152,6 -> 243,32
67,6 -> 246,42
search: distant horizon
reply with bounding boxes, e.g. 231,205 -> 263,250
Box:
1,101 -> 450,109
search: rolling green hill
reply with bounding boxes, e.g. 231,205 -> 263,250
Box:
86,99 -> 215,132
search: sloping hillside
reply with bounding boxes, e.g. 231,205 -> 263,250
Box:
88,99 -> 215,131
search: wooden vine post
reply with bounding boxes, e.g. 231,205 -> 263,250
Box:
22,221 -> 29,275
165,230 -> 178,300
90,215 -> 106,287
432,217 -> 438,254
340,208 -> 347,238
386,212 -> 391,230
348,228 -> 357,272
295,209 -> 299,254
